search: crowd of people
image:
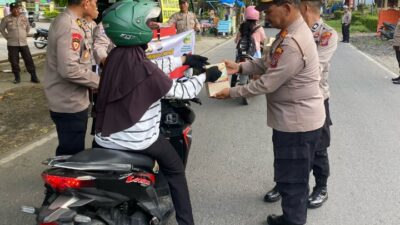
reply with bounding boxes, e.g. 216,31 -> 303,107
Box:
0,0 -> 350,224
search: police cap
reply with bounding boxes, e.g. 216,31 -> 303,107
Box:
9,2 -> 21,10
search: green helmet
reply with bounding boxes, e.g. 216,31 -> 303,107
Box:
102,0 -> 161,46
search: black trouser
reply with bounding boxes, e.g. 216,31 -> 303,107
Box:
273,128 -> 322,225
394,46 -> 400,68
50,109 -> 88,156
7,45 -> 36,75
140,136 -> 194,225
342,24 -> 350,42
312,99 -> 332,189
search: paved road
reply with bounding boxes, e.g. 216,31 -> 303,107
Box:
1,28 -> 400,225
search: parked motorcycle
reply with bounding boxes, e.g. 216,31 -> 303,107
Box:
21,87 -> 199,225
34,28 -> 48,49
28,11 -> 37,28
379,22 -> 395,40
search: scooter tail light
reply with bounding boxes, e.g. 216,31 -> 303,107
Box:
40,222 -> 58,225
42,173 -> 95,192
183,126 -> 192,150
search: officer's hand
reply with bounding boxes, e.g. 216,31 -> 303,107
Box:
184,54 -> 209,72
224,60 -> 240,75
213,88 -> 230,99
205,66 -> 222,82
100,58 -> 106,66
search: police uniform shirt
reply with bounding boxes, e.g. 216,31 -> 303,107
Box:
93,22 -> 115,65
82,19 -> 97,66
311,18 -> 338,100
168,11 -> 200,34
0,14 -> 29,46
342,11 -> 351,25
230,16 -> 325,133
44,8 -> 99,113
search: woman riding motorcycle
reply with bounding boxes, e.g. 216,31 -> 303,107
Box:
94,1 -> 221,225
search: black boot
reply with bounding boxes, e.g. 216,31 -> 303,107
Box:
308,186 -> 328,209
13,73 -> 20,84
392,76 -> 400,81
30,72 -> 40,83
263,185 -> 281,203
267,215 -> 297,225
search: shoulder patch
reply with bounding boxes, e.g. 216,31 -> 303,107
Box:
320,32 -> 332,47
72,33 -> 82,51
270,47 -> 284,68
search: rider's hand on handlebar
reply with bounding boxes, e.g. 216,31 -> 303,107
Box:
224,60 -> 240,75
205,66 -> 222,82
183,54 -> 209,72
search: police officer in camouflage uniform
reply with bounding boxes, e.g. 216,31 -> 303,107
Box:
167,0 -> 200,34
0,3 -> 39,84
264,0 -> 338,210
44,0 -> 99,156
214,0 -> 325,224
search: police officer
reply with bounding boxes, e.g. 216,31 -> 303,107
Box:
214,0 -> 325,224
0,2 -> 39,84
167,0 -> 200,34
392,18 -> 400,83
264,0 -> 338,210
341,5 -> 351,43
43,0 -> 99,156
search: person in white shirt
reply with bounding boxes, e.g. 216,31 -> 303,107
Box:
93,1 -> 221,225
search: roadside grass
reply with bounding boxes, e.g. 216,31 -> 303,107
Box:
325,19 -> 371,33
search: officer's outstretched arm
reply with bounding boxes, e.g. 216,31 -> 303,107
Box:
240,58 -> 267,76
231,45 -> 304,98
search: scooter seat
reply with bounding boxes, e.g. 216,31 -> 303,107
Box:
65,148 -> 155,171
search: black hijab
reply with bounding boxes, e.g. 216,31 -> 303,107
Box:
95,45 -> 172,136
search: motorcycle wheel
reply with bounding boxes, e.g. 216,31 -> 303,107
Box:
34,36 -> 47,49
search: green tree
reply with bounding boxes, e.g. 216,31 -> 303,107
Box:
53,0 -> 68,7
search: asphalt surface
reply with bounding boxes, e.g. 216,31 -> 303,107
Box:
1,28 -> 400,225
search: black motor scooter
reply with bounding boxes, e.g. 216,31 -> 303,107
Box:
33,28 -> 48,49
379,22 -> 396,40
21,93 -> 199,225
